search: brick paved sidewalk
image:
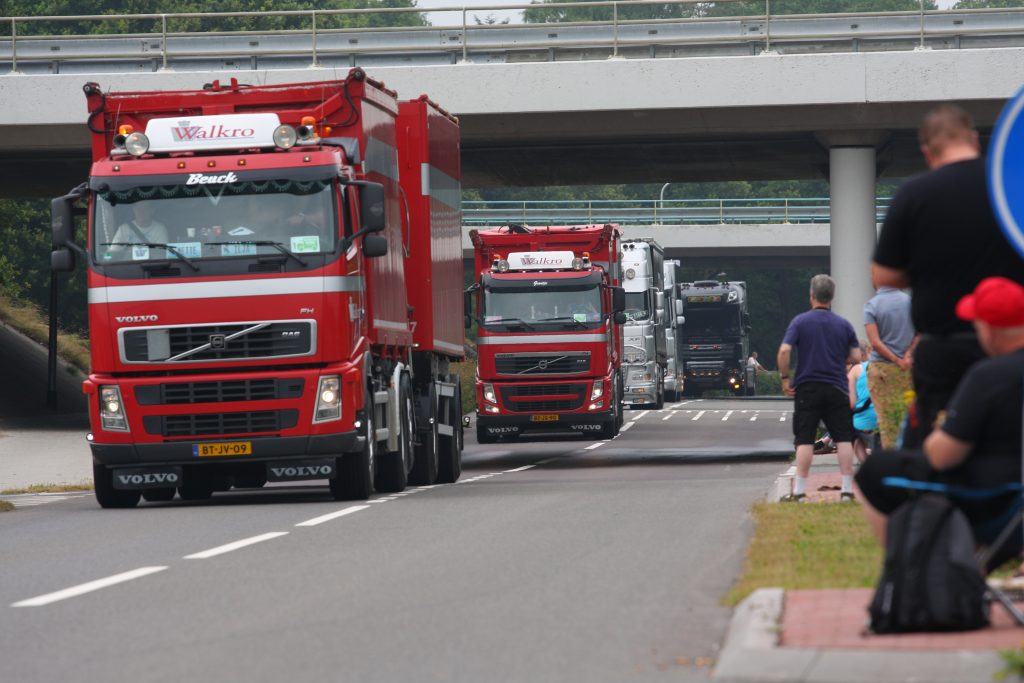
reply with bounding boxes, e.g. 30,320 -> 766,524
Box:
782,588 -> 1024,650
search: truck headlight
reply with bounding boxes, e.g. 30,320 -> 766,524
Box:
273,125 -> 298,149
590,381 -> 604,401
314,375 -> 342,423
483,383 -> 497,404
124,132 -> 150,157
99,385 -> 129,432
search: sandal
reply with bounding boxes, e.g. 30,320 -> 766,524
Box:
780,493 -> 807,503
839,492 -> 856,502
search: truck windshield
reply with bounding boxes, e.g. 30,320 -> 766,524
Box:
623,292 -> 650,321
92,179 -> 336,264
483,285 -> 603,331
682,307 -> 741,335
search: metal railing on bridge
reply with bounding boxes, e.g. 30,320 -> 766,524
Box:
3,2 -> 1024,73
461,197 -> 892,227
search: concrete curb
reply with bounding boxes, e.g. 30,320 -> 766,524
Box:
713,589 -> 1006,683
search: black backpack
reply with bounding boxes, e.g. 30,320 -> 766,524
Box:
869,493 -> 990,633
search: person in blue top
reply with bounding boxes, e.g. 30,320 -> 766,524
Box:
847,344 -> 879,464
777,274 -> 862,502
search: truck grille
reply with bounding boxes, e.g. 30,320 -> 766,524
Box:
499,383 -> 586,412
135,379 -> 304,406
143,410 -> 299,437
494,352 -> 590,376
120,321 -> 315,364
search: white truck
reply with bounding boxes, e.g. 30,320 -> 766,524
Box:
620,239 -> 668,408
663,259 -> 685,401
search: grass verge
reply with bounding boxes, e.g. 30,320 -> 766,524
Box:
723,502 -> 882,606
0,295 -> 90,375
452,360 -> 477,415
0,500 -> 14,512
1,482 -> 94,495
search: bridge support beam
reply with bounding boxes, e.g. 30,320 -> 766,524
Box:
828,144 -> 879,332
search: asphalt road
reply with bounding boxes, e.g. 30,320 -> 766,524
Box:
0,397 -> 792,682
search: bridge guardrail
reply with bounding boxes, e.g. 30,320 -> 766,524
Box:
2,2 -> 1024,73
461,197 -> 891,226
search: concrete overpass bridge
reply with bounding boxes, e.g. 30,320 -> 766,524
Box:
3,3 -> 1024,325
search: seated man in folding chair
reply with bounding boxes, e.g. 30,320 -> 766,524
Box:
856,276 -> 1024,564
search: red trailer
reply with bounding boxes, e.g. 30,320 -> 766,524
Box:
51,69 -> 464,507
468,224 -> 626,442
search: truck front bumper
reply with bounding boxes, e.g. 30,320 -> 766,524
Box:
90,431 -> 362,466
476,411 -> 611,438
623,381 -> 658,406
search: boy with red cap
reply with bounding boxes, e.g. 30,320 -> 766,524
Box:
856,276 -> 1024,549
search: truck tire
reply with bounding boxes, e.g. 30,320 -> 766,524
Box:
437,380 -> 462,483
142,488 -> 176,502
410,383 -> 439,486
331,389 -> 376,500
377,375 -> 412,494
599,417 -> 616,439
93,465 -> 141,509
615,376 -> 625,432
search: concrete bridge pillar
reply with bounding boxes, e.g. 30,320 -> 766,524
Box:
820,131 -> 889,334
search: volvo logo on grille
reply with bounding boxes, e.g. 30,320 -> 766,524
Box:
538,360 -> 549,370
209,334 -> 227,350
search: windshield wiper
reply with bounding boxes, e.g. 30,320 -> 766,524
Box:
536,316 -> 590,328
208,241 -> 308,268
104,242 -> 199,272
484,317 -> 535,330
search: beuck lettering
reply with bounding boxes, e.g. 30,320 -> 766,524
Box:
116,315 -> 158,323
186,172 -> 239,186
117,472 -> 179,486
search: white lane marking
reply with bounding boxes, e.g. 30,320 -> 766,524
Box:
185,532 -> 288,560
619,421 -> 635,432
296,505 -> 370,527
584,442 -> 605,450
0,493 -> 92,508
750,413 -> 758,422
504,465 -> 535,473
784,466 -> 797,476
12,566 -> 168,607
722,410 -> 734,421
631,412 -> 649,422
692,410 -> 706,421
536,457 -> 560,465
662,411 -> 675,421
780,414 -> 787,422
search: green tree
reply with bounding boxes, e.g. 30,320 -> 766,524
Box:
521,0 -> 936,23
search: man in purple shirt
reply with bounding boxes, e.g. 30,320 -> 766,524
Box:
777,275 -> 862,502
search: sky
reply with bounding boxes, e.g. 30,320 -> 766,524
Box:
414,0 -> 962,26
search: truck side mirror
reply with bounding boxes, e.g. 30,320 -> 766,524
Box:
52,196 -> 75,248
358,182 -> 386,233
612,286 -> 625,314
51,248 -> 75,273
675,299 -> 683,317
676,315 -> 685,326
654,290 -> 664,311
463,290 -> 473,327
742,312 -> 752,332
614,311 -> 627,325
362,234 -> 388,258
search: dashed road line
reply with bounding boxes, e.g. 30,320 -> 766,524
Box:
185,532 -> 289,560
12,566 -> 168,608
722,410 -> 734,421
584,442 -> 605,450
504,465 -> 535,473
0,493 -> 92,508
296,505 -> 369,527
662,411 -> 675,421
619,421 -> 635,432
692,410 -> 706,421
750,413 -> 758,422
631,411 -> 649,422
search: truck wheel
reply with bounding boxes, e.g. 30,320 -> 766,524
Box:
615,377 -> 625,431
410,383 -> 439,486
93,465 -> 141,509
331,389 -> 376,501
377,375 -> 412,494
437,380 -> 463,483
142,488 -> 176,502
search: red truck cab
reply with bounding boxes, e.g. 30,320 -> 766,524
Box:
468,225 -> 626,442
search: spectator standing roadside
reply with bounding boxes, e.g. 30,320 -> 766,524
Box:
873,103 -> 1024,446
848,345 -> 879,464
747,351 -> 766,374
863,286 -> 916,448
777,275 -> 862,502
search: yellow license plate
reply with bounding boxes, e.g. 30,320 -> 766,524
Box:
193,441 -> 252,457
531,414 -> 559,422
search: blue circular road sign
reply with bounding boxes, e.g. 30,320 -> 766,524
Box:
989,84 -> 1024,260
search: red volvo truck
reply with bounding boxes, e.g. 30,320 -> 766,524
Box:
50,69 -> 465,507
467,224 -> 626,442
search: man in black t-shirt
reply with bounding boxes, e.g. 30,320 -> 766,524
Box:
872,104 -> 1024,446
856,277 -> 1024,549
